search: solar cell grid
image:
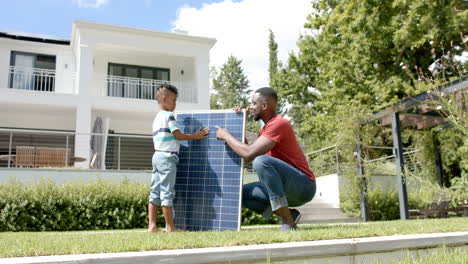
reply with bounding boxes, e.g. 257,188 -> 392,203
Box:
173,110 -> 245,231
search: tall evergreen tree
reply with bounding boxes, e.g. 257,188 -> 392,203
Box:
211,55 -> 251,109
268,29 -> 279,87
268,29 -> 288,115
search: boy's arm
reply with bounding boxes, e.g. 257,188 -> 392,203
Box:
173,128 -> 209,140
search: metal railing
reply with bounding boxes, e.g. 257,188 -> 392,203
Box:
8,66 -> 56,92
0,128 -> 153,171
306,144 -> 421,177
106,75 -> 197,103
8,66 -> 77,93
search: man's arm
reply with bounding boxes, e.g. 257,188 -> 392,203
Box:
215,126 -> 275,162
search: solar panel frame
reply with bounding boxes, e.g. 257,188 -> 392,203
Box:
172,109 -> 246,231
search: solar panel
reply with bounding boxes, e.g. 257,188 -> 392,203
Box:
173,110 -> 245,231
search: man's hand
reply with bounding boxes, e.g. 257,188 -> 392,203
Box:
215,126 -> 230,140
193,128 -> 210,139
233,105 -> 251,114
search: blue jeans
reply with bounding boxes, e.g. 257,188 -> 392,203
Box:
149,151 -> 179,207
243,155 -> 316,218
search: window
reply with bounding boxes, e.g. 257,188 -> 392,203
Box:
107,63 -> 170,100
9,51 -> 56,91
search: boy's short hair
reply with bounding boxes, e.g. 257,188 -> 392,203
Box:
156,83 -> 178,102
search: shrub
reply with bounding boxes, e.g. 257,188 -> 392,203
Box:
341,179 -> 435,221
241,208 -> 279,225
0,179 -> 277,231
0,179 -> 155,231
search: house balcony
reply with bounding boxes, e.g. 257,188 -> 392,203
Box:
0,66 -> 78,113
7,66 -> 76,94
105,75 -> 197,103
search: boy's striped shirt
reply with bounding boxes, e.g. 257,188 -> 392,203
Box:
152,111 -> 180,152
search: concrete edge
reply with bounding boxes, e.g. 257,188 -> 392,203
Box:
3,232 -> 468,264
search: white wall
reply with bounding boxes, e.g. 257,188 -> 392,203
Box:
311,174 -> 341,208
2,103 -> 76,130
0,45 -> 10,89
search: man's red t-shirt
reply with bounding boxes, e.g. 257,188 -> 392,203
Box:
259,114 -> 315,181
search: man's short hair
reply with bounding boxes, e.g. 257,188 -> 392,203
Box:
255,87 -> 278,103
156,83 -> 178,102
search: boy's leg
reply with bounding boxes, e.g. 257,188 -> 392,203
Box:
159,153 -> 178,231
162,206 -> 176,232
147,203 -> 159,232
148,152 -> 162,232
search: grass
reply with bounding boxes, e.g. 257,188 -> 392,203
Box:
1,218 -> 467,258
382,246 -> 468,264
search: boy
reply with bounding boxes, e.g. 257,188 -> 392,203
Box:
148,83 -> 209,232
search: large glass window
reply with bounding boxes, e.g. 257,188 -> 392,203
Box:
107,63 -> 170,100
9,51 -> 56,91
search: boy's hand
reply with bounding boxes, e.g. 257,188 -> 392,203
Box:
194,128 -> 210,139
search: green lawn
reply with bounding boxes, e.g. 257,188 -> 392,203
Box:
384,246 -> 468,264
1,218 -> 467,258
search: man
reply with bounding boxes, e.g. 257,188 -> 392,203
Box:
215,87 -> 316,231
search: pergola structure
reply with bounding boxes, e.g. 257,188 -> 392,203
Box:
357,76 -> 467,221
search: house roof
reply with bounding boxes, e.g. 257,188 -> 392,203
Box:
0,30 -> 70,45
71,20 -> 217,49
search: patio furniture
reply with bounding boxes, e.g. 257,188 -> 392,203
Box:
1,146 -> 85,168
15,146 -> 36,167
409,192 -> 467,219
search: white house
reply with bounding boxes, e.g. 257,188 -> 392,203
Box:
0,20 -> 216,169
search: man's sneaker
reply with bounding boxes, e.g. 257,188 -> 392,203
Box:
279,223 -> 298,231
290,208 -> 301,224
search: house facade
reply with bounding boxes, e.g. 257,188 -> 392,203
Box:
0,21 -> 216,168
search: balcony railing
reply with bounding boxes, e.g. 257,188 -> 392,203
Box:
8,66 -> 76,94
8,66 -> 56,92
106,75 -> 197,103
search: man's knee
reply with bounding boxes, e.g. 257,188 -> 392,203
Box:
252,155 -> 270,171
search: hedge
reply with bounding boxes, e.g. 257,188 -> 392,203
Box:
0,179 -> 276,231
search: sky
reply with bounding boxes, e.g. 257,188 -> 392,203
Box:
0,0 -> 313,91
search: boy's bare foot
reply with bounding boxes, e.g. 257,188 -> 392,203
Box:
163,228 -> 186,232
147,225 -> 162,232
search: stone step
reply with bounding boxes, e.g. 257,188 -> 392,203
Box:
292,205 -> 361,223
296,203 -> 339,209
296,207 -> 345,215
299,217 -> 361,223
300,212 -> 360,223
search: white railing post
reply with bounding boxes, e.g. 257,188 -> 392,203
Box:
8,132 -> 13,168
117,136 -> 121,170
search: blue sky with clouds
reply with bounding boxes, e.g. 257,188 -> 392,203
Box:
0,0 -> 230,38
1,0 -> 312,90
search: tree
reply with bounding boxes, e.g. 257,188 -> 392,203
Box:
268,29 -> 279,87
268,29 -> 288,115
277,0 -> 466,145
211,55 -> 251,109
210,55 -> 259,133
275,0 -> 467,187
